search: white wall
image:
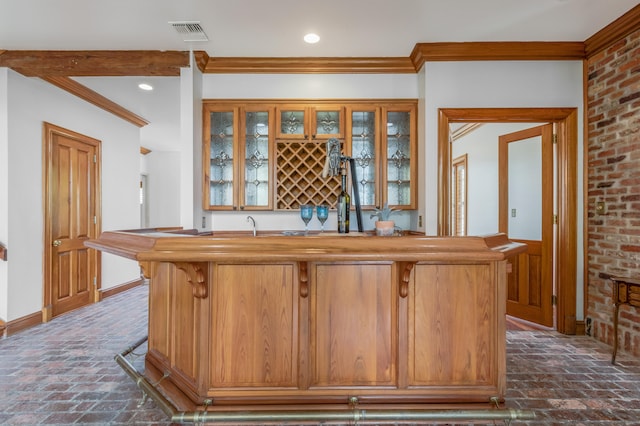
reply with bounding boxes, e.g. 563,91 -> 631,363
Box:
452,123 -> 538,236
3,69 -> 141,321
145,151 -> 181,227
201,73 -> 420,233
0,69 -> 9,321
423,60 -> 584,319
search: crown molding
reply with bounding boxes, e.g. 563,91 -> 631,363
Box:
42,76 -> 149,127
410,42 -> 585,70
584,4 -> 640,57
202,56 -> 417,73
0,50 -> 190,76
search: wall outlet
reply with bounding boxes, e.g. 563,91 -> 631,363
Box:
202,216 -> 206,228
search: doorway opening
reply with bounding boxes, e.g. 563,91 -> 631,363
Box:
438,108 -> 578,335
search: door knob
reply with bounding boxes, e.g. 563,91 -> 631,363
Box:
52,240 -> 62,247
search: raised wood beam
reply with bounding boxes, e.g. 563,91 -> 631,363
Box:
584,4 -> 640,57
203,56 -> 417,73
410,42 -> 585,70
42,76 -> 149,127
0,50 -> 191,76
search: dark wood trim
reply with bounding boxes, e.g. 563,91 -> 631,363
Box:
100,277 -> 145,300
584,4 -> 640,58
0,318 -> 5,337
0,242 -> 6,261
410,42 -> 585,70
437,108 -> 578,335
5,311 -> 41,337
0,50 -> 190,76
42,76 -> 149,127
203,56 -> 417,73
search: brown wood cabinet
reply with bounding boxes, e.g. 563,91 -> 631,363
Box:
87,230 -> 524,413
203,100 -> 418,211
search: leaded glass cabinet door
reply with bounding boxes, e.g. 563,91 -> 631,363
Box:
383,106 -> 417,209
206,108 -> 237,209
276,105 -> 307,139
348,107 -> 379,208
312,106 -> 344,140
241,108 -> 273,209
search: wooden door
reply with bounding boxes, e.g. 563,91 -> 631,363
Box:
44,123 -> 100,319
499,124 -> 554,327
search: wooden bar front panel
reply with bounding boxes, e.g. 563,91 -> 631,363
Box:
408,263 -> 500,391
211,263 -> 298,388
310,262 -> 396,388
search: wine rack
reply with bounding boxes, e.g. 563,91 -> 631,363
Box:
276,140 -> 341,210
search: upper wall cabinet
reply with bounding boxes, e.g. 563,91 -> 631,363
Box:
203,100 -> 417,211
276,105 -> 344,140
203,104 -> 274,211
347,103 -> 417,210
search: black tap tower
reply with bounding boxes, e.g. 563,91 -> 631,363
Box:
323,138 -> 363,232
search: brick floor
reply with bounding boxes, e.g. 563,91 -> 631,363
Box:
1,284 -> 639,425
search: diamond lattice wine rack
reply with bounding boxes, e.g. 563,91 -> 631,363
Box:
276,140 -> 341,210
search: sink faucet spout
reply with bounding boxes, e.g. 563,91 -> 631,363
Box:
246,215 -> 256,237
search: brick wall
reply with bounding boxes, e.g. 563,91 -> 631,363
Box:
587,28 -> 640,357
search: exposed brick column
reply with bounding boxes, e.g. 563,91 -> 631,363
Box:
587,29 -> 640,357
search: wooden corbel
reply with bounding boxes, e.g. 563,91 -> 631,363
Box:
400,262 -> 416,298
139,261 -> 151,279
299,261 -> 309,298
174,262 -> 208,298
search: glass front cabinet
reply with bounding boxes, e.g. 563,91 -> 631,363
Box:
204,100 -> 416,211
276,104 -> 344,140
204,104 -> 274,210
347,103 -> 417,210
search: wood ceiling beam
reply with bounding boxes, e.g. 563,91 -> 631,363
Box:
0,50 -> 191,76
42,76 -> 149,127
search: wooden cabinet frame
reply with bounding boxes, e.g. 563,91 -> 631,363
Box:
203,99 -> 418,211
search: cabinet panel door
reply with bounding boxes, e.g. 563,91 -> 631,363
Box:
205,108 -> 237,209
348,107 -> 380,208
312,106 -> 344,139
310,262 -> 396,387
407,263 -> 499,389
241,107 -> 273,209
277,105 -> 308,139
383,106 -> 417,209
211,263 -> 298,388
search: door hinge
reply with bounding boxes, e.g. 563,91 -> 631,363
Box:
552,134 -> 558,144
93,277 -> 97,287
552,295 -> 558,306
93,154 -> 97,163
93,216 -> 97,224
553,214 -> 558,224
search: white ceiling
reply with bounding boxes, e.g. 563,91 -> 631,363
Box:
2,0 -> 639,151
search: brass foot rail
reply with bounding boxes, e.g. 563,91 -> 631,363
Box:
116,337 -> 535,424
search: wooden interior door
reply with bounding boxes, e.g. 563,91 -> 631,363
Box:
499,124 -> 554,327
44,123 -> 100,319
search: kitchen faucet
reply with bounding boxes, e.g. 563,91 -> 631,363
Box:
246,215 -> 256,237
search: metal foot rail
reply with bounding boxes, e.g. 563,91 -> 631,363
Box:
116,337 -> 535,424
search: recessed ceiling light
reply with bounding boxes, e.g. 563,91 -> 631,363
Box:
304,33 -> 320,44
138,83 -> 153,91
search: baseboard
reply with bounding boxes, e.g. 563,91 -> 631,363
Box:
100,277 -> 145,299
1,278 -> 145,338
5,311 -> 41,337
575,320 -> 586,336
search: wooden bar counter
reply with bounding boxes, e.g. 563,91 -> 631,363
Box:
87,230 -> 525,414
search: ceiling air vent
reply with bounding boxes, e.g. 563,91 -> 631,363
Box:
169,21 -> 209,42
